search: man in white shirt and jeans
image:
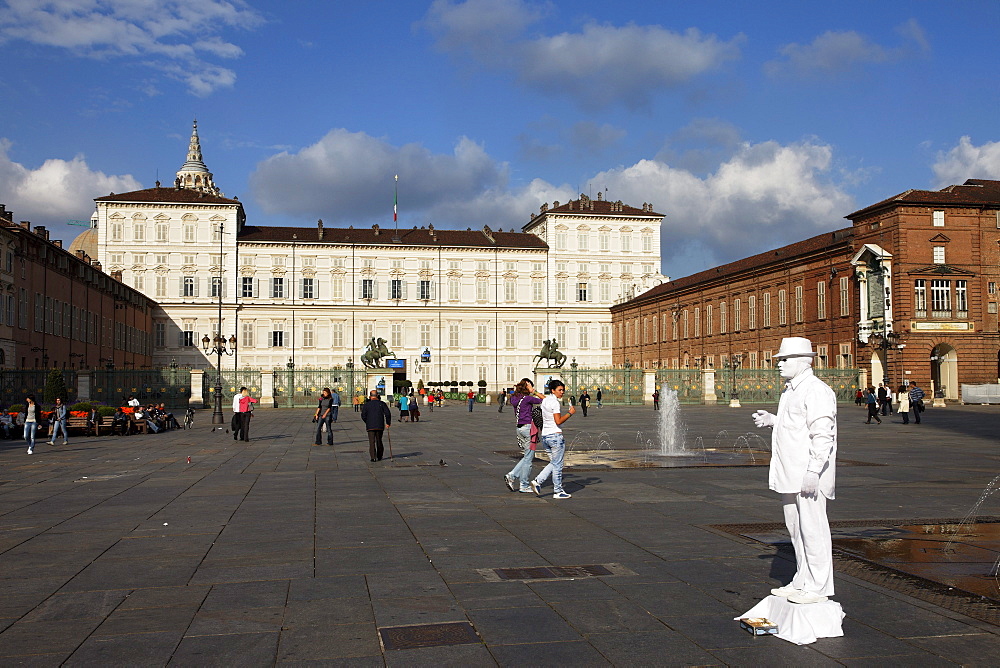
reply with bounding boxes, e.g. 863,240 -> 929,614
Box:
530,379 -> 576,499
752,337 -> 837,605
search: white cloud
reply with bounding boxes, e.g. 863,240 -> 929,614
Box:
0,138 -> 141,223
0,0 -> 262,96
422,0 -> 742,108
766,20 -> 929,78
251,128 -> 855,278
932,136 -> 1000,187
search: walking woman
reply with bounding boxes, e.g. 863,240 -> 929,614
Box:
504,378 -> 543,493
23,395 -> 38,454
47,396 -> 69,446
896,385 -> 911,424
864,387 -> 882,424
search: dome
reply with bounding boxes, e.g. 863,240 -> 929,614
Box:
68,228 -> 97,259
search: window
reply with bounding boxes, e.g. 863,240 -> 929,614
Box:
477,323 -> 489,348
476,279 -> 489,302
183,276 -> 196,297
600,324 -> 610,348
111,221 -> 123,241
839,276 -> 850,316
271,277 -> 284,299
211,276 -> 222,298
694,307 -> 700,337
155,254 -> 168,266
794,286 -> 803,323
302,322 -> 315,348
817,282 -> 826,320
332,277 -> 344,300
956,280 -> 968,315
762,292 -> 772,327
533,281 -> 544,302
577,282 -> 588,302
599,232 -> 610,252
579,325 -> 589,349
577,232 -> 589,251
156,222 -> 168,242
933,210 -> 944,227
914,279 -> 927,317
556,325 -> 566,347
133,274 -> 144,292
682,309 -> 689,339
241,277 -> 254,298
533,324 -> 544,348
361,279 -> 374,300
504,278 -> 516,302
390,279 -> 403,300
748,295 -> 757,329
556,281 -> 567,302
183,223 -> 196,242
778,290 -> 787,325
839,343 -> 852,369
154,322 -> 165,348
302,277 -> 315,299
271,328 -> 284,347
505,323 -> 516,348
419,280 -> 433,301
390,322 -> 402,348
133,220 -> 145,242
642,233 -> 653,252
933,246 -> 945,264
816,345 -> 828,369
532,262 -> 544,272
990,282 -> 997,295
331,322 -> 343,348
621,233 -> 631,252
555,232 -> 566,250
449,279 -> 460,302
449,323 -> 460,348
241,322 -> 254,348
719,302 -> 727,334
931,279 -> 951,317
156,276 -> 168,298
420,323 -> 431,347
182,329 -> 195,347
734,298 -> 742,331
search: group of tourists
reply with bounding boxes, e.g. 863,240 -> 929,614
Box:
503,377 -> 576,499
857,382 -> 926,424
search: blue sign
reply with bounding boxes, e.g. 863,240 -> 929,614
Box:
386,358 -> 405,369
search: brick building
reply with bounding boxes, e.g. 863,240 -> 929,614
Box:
612,179 -> 1000,401
0,205 -> 154,371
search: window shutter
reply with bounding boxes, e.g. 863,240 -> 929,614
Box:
178,276 -> 185,297
430,281 -> 436,300
193,331 -> 200,348
401,280 -> 408,300
373,280 -> 378,300
178,330 -> 185,347
313,278 -> 320,300
193,278 -> 199,298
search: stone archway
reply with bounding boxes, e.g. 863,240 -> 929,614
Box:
870,349 -> 887,388
930,343 -> 958,401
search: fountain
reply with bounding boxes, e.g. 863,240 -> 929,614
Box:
657,389 -> 688,455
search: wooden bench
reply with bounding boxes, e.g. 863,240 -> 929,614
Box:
65,416 -> 92,436
129,415 -> 148,434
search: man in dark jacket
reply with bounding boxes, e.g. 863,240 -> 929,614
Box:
361,390 -> 392,461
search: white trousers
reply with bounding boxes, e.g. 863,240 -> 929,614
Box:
781,492 -> 834,596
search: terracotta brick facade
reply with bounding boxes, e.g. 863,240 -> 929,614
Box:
612,179 -> 1000,401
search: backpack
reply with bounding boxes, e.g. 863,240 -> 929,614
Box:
531,404 -> 544,429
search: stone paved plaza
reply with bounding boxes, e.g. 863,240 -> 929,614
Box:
2,399 -> 1000,666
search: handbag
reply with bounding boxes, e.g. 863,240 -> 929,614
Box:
530,404 -> 544,429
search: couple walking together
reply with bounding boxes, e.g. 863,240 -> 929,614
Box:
504,378 -> 575,499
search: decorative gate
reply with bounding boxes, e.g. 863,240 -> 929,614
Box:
273,367 -> 362,407
0,370 -> 77,406
201,369 -> 262,407
655,369 -> 705,404
92,369 -> 190,407
713,367 -> 862,405
815,368 -> 863,402
562,368 -> 645,405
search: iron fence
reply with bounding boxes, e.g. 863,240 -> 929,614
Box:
713,367 -> 861,404
91,369 -> 191,408
201,369 -> 263,407
562,368 -> 646,405
654,369 -> 706,404
272,367 -> 362,407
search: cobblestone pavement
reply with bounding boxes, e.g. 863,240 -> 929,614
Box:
1,400 -> 999,665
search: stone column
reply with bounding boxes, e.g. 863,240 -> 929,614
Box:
77,372 -> 91,402
644,370 -> 657,406
260,370 -> 274,408
189,369 -> 205,408
702,368 -> 718,404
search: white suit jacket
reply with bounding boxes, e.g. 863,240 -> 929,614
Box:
769,369 -> 837,499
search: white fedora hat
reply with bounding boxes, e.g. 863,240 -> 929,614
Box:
773,337 -> 817,359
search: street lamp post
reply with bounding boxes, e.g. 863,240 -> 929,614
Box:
202,333 -> 236,424
726,353 -> 745,408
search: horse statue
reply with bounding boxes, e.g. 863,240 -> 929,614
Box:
533,338 -> 567,368
361,337 -> 396,368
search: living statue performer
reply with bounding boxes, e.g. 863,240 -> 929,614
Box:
751,337 -> 837,605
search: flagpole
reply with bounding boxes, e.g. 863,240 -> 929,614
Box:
393,174 -> 398,232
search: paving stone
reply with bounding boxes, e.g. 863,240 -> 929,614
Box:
277,623 -> 381,661
487,640 -> 611,666
200,580 -> 290,611
92,606 -> 198,636
284,598 -> 375,627
287,575 -> 369,602
466,606 -> 583,645
587,629 -> 721,665
169,630 -> 281,666
383,642 -> 495,667
185,606 -> 286,636
65,630 -> 183,666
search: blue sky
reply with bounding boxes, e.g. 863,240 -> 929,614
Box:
1,0 -> 998,278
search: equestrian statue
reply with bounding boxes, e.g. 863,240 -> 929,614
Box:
533,339 -> 567,368
361,337 -> 397,368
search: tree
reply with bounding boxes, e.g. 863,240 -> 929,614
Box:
44,369 -> 68,404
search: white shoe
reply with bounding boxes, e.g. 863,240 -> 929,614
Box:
530,480 -> 542,497
770,584 -> 800,597
27,448 -> 33,454
45,441 -> 54,445
787,590 -> 828,604
553,491 -> 572,499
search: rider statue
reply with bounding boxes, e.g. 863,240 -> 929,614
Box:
361,337 -> 396,368
534,338 -> 567,368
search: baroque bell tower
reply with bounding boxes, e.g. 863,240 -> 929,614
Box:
175,119 -> 222,196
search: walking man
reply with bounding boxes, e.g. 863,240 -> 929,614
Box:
236,387 -> 257,441
530,379 -> 576,499
467,389 -> 475,412
579,389 -> 590,417
909,382 -> 925,424
877,384 -> 890,416
47,397 -> 69,446
314,387 -> 335,446
361,391 -> 391,461
330,388 -> 341,422
596,388 -> 603,408
751,337 -> 837,605
232,390 -> 243,440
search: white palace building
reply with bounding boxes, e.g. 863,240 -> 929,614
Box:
88,122 -> 665,388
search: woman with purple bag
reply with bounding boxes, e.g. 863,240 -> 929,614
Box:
504,378 -> 544,493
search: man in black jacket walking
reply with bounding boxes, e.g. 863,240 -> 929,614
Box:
361,391 -> 392,461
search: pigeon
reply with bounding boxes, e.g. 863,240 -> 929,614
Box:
439,459 -> 447,467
